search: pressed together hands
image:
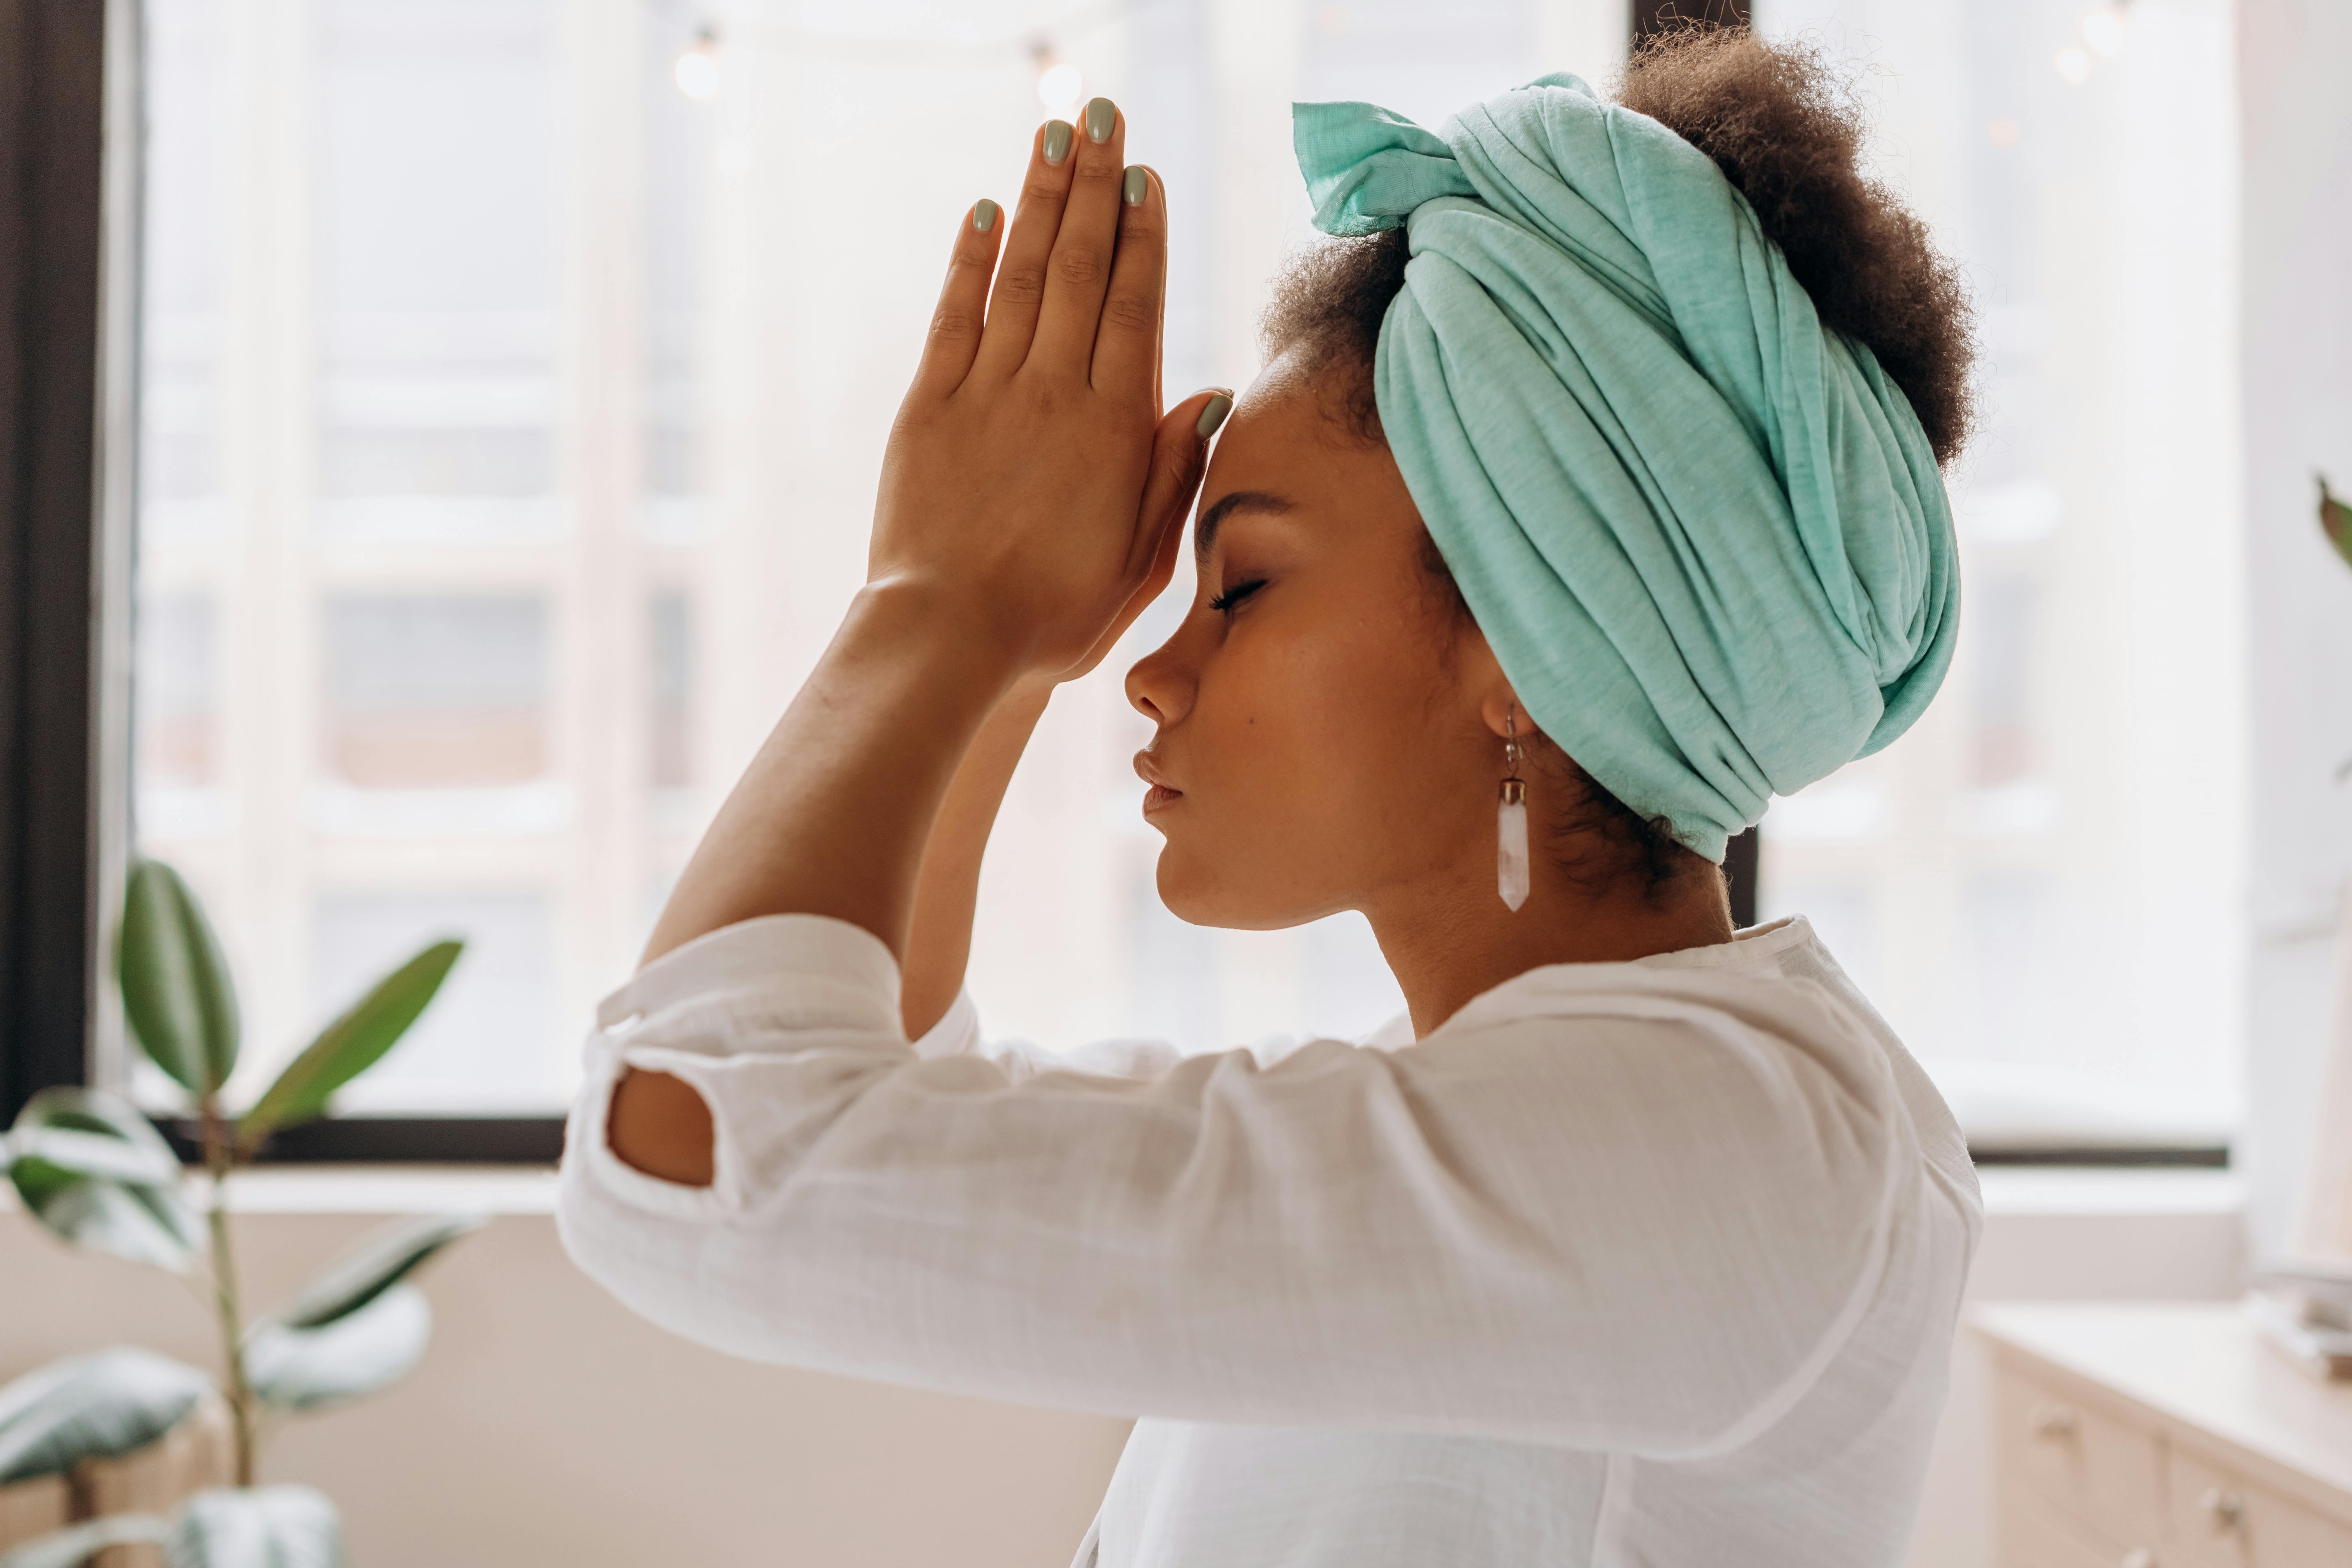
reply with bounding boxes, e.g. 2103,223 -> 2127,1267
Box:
873,98 -> 1229,691
611,101 -> 1225,1184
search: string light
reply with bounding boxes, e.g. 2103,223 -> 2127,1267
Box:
1031,39 -> 1084,120
675,26 -> 722,102
2053,45 -> 2092,85
2081,2 -> 2128,57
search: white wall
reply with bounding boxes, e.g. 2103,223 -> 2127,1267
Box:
5,1169 -> 2242,1568
2238,0 -> 2352,1268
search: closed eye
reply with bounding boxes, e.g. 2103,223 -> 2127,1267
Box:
1208,579 -> 1266,615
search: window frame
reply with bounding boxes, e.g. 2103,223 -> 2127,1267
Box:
0,0 -> 2210,1171
1,0 -> 117,1132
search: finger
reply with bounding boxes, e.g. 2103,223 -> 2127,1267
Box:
1152,179 -> 1167,415
1124,388 -> 1232,584
970,118 -> 1078,383
1031,97 -> 1126,373
908,199 -> 1005,401
1090,165 -> 1165,396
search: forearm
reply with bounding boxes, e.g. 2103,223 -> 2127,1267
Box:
641,582 -> 1018,970
614,584 -> 1018,1186
900,679 -> 1050,1040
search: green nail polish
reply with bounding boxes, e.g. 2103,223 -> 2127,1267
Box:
1122,167 -> 1147,207
972,198 -> 1000,232
1042,120 -> 1073,166
1085,97 -> 1116,143
1196,392 -> 1233,440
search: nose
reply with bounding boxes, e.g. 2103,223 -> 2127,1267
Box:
1125,623 -> 1196,730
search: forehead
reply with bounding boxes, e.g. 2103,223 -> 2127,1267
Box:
1193,358 -> 1419,551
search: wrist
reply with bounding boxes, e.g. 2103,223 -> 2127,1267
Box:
846,577 -> 1032,695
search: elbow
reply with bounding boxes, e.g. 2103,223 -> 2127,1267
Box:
554,1119 -> 737,1351
604,1066 -> 717,1186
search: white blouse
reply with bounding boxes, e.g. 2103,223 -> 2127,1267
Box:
556,913 -> 1981,1567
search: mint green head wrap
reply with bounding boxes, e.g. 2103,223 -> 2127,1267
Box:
1291,73 -> 1960,862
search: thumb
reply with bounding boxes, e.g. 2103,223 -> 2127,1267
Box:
1126,388 -> 1234,585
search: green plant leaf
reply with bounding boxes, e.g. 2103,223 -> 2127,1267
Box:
0,1513 -> 172,1568
11,1085 -> 180,1169
6,1088 -> 197,1272
2321,474 -> 2352,571
167,1487 -> 342,1568
237,940 -> 462,1143
243,1286 -> 431,1412
274,1213 -> 481,1330
0,1348 -> 212,1485
117,858 -> 240,1096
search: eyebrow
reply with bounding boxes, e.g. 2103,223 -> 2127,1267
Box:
1193,489 -> 1295,561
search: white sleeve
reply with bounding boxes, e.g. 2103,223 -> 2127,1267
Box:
908,983 -> 1185,1082
555,913 -> 1909,1457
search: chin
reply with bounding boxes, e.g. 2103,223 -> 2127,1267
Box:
1152,844 -> 1332,933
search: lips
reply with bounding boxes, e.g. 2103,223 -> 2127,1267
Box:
1134,751 -> 1183,814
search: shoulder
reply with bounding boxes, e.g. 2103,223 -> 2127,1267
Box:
1407,962 -> 1916,1225
1426,956 -> 1897,1105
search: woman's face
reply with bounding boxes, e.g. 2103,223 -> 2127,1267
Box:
1126,352 -> 1510,929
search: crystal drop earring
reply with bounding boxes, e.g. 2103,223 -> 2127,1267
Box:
1497,708 -> 1530,911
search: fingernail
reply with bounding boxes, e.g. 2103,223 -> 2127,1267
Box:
1196,392 -> 1233,440
1122,167 -> 1147,207
1085,97 -> 1116,144
972,198 -> 1000,232
1042,120 -> 1073,166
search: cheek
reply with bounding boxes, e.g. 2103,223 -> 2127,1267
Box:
1156,595 -> 1477,920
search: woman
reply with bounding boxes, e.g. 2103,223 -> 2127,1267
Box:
559,28 -> 1980,1567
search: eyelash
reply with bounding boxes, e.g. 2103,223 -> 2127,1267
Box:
1208,579 -> 1266,615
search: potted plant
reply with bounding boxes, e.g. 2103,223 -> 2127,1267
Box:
0,858 -> 475,1564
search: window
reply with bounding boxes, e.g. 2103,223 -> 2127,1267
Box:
1753,0 -> 2243,1154
118,0 -> 1626,1145
4,0 -> 2240,1162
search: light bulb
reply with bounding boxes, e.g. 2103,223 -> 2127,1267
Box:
675,29 -> 721,103
2081,4 -> 2127,57
1037,60 -> 1083,118
2054,45 -> 2092,85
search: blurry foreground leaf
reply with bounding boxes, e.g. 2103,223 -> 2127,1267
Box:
2321,474 -> 2352,572
117,858 -> 240,1096
243,1286 -> 431,1412
0,1514 -> 171,1568
0,1348 -> 211,1484
6,1088 -> 197,1271
238,941 -> 462,1143
275,1213 -> 481,1330
168,1487 -> 342,1568
0,1487 -> 342,1568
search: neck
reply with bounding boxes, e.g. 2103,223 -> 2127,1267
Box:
1368,860 -> 1736,1040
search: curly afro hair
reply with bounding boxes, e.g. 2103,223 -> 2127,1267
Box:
1263,24 -> 1978,466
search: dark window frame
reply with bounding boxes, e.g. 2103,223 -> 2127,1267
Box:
0,0 -> 2217,1171
2,0 -> 117,1132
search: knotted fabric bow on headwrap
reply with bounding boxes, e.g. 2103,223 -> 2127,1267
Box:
1292,73 -> 1959,862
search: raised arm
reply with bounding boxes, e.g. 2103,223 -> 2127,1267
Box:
897,678 -> 1047,1040
613,104 -> 1221,1183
